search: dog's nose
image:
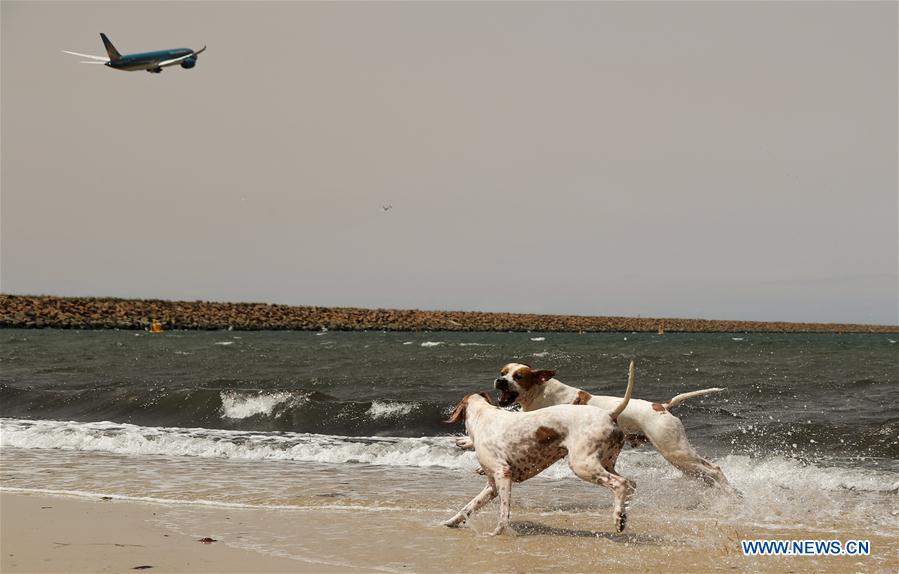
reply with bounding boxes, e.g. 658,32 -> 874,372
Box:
494,378 -> 508,390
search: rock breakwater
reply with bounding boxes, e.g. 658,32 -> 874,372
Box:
1,294 -> 896,333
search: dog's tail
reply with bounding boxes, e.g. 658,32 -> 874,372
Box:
609,360 -> 635,422
663,387 -> 725,410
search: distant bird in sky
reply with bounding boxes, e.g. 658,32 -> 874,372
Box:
381,204 -> 393,212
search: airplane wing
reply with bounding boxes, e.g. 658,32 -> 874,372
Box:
157,45 -> 206,68
62,50 -> 109,62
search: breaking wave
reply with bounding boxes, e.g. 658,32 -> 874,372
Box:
0,384 -> 453,437
0,418 -> 474,470
2,418 -> 896,498
220,391 -> 309,419
366,401 -> 419,420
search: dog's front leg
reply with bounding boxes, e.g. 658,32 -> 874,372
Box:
490,469 -> 514,536
443,483 -> 496,528
455,436 -> 474,450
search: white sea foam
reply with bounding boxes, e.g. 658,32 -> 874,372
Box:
3,416 -> 897,535
530,337 -> 546,342
457,343 -> 490,347
215,341 -> 234,346
420,341 -> 443,347
718,454 -> 893,495
532,351 -> 550,358
220,391 -> 306,419
0,418 -> 476,471
3,418 -> 895,504
366,401 -> 418,420
732,337 -> 744,341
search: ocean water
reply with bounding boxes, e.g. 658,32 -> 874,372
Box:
1,329 -> 897,570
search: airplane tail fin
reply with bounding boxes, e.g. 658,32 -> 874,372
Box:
100,33 -> 121,61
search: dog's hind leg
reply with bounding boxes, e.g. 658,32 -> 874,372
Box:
569,459 -> 635,533
443,482 -> 496,527
661,451 -> 739,495
644,416 -> 738,494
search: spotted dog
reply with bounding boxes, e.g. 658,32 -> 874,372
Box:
443,361 -> 636,535
489,362 -> 734,491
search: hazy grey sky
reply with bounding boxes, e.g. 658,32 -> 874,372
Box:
2,1 -> 896,324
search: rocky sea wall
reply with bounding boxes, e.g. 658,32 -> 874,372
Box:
1,294 -> 896,333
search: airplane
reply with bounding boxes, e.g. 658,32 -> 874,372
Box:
63,33 -> 206,73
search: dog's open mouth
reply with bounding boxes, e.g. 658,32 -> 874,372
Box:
497,390 -> 519,407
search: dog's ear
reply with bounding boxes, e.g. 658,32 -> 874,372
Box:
477,391 -> 496,406
534,370 -> 556,383
444,396 -> 469,423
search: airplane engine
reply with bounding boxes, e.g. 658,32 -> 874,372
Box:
181,57 -> 197,69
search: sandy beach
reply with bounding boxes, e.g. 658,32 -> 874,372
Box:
0,493 -> 330,573
3,483 -> 896,574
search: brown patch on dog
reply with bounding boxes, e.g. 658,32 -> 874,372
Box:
534,425 -> 562,444
572,390 -> 592,405
510,366 -> 557,391
651,403 -> 667,413
599,427 -> 625,471
609,427 -> 625,450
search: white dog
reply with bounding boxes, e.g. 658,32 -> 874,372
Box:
444,361 -> 636,535
491,363 -> 734,491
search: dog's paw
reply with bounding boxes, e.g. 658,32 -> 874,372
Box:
615,512 -> 627,533
455,437 -> 474,450
443,513 -> 467,528
489,523 -> 517,537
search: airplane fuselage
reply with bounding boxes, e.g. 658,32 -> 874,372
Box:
107,48 -> 193,72
64,34 -> 205,73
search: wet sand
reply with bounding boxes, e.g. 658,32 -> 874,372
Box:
3,490 -> 896,573
0,493 -> 346,573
